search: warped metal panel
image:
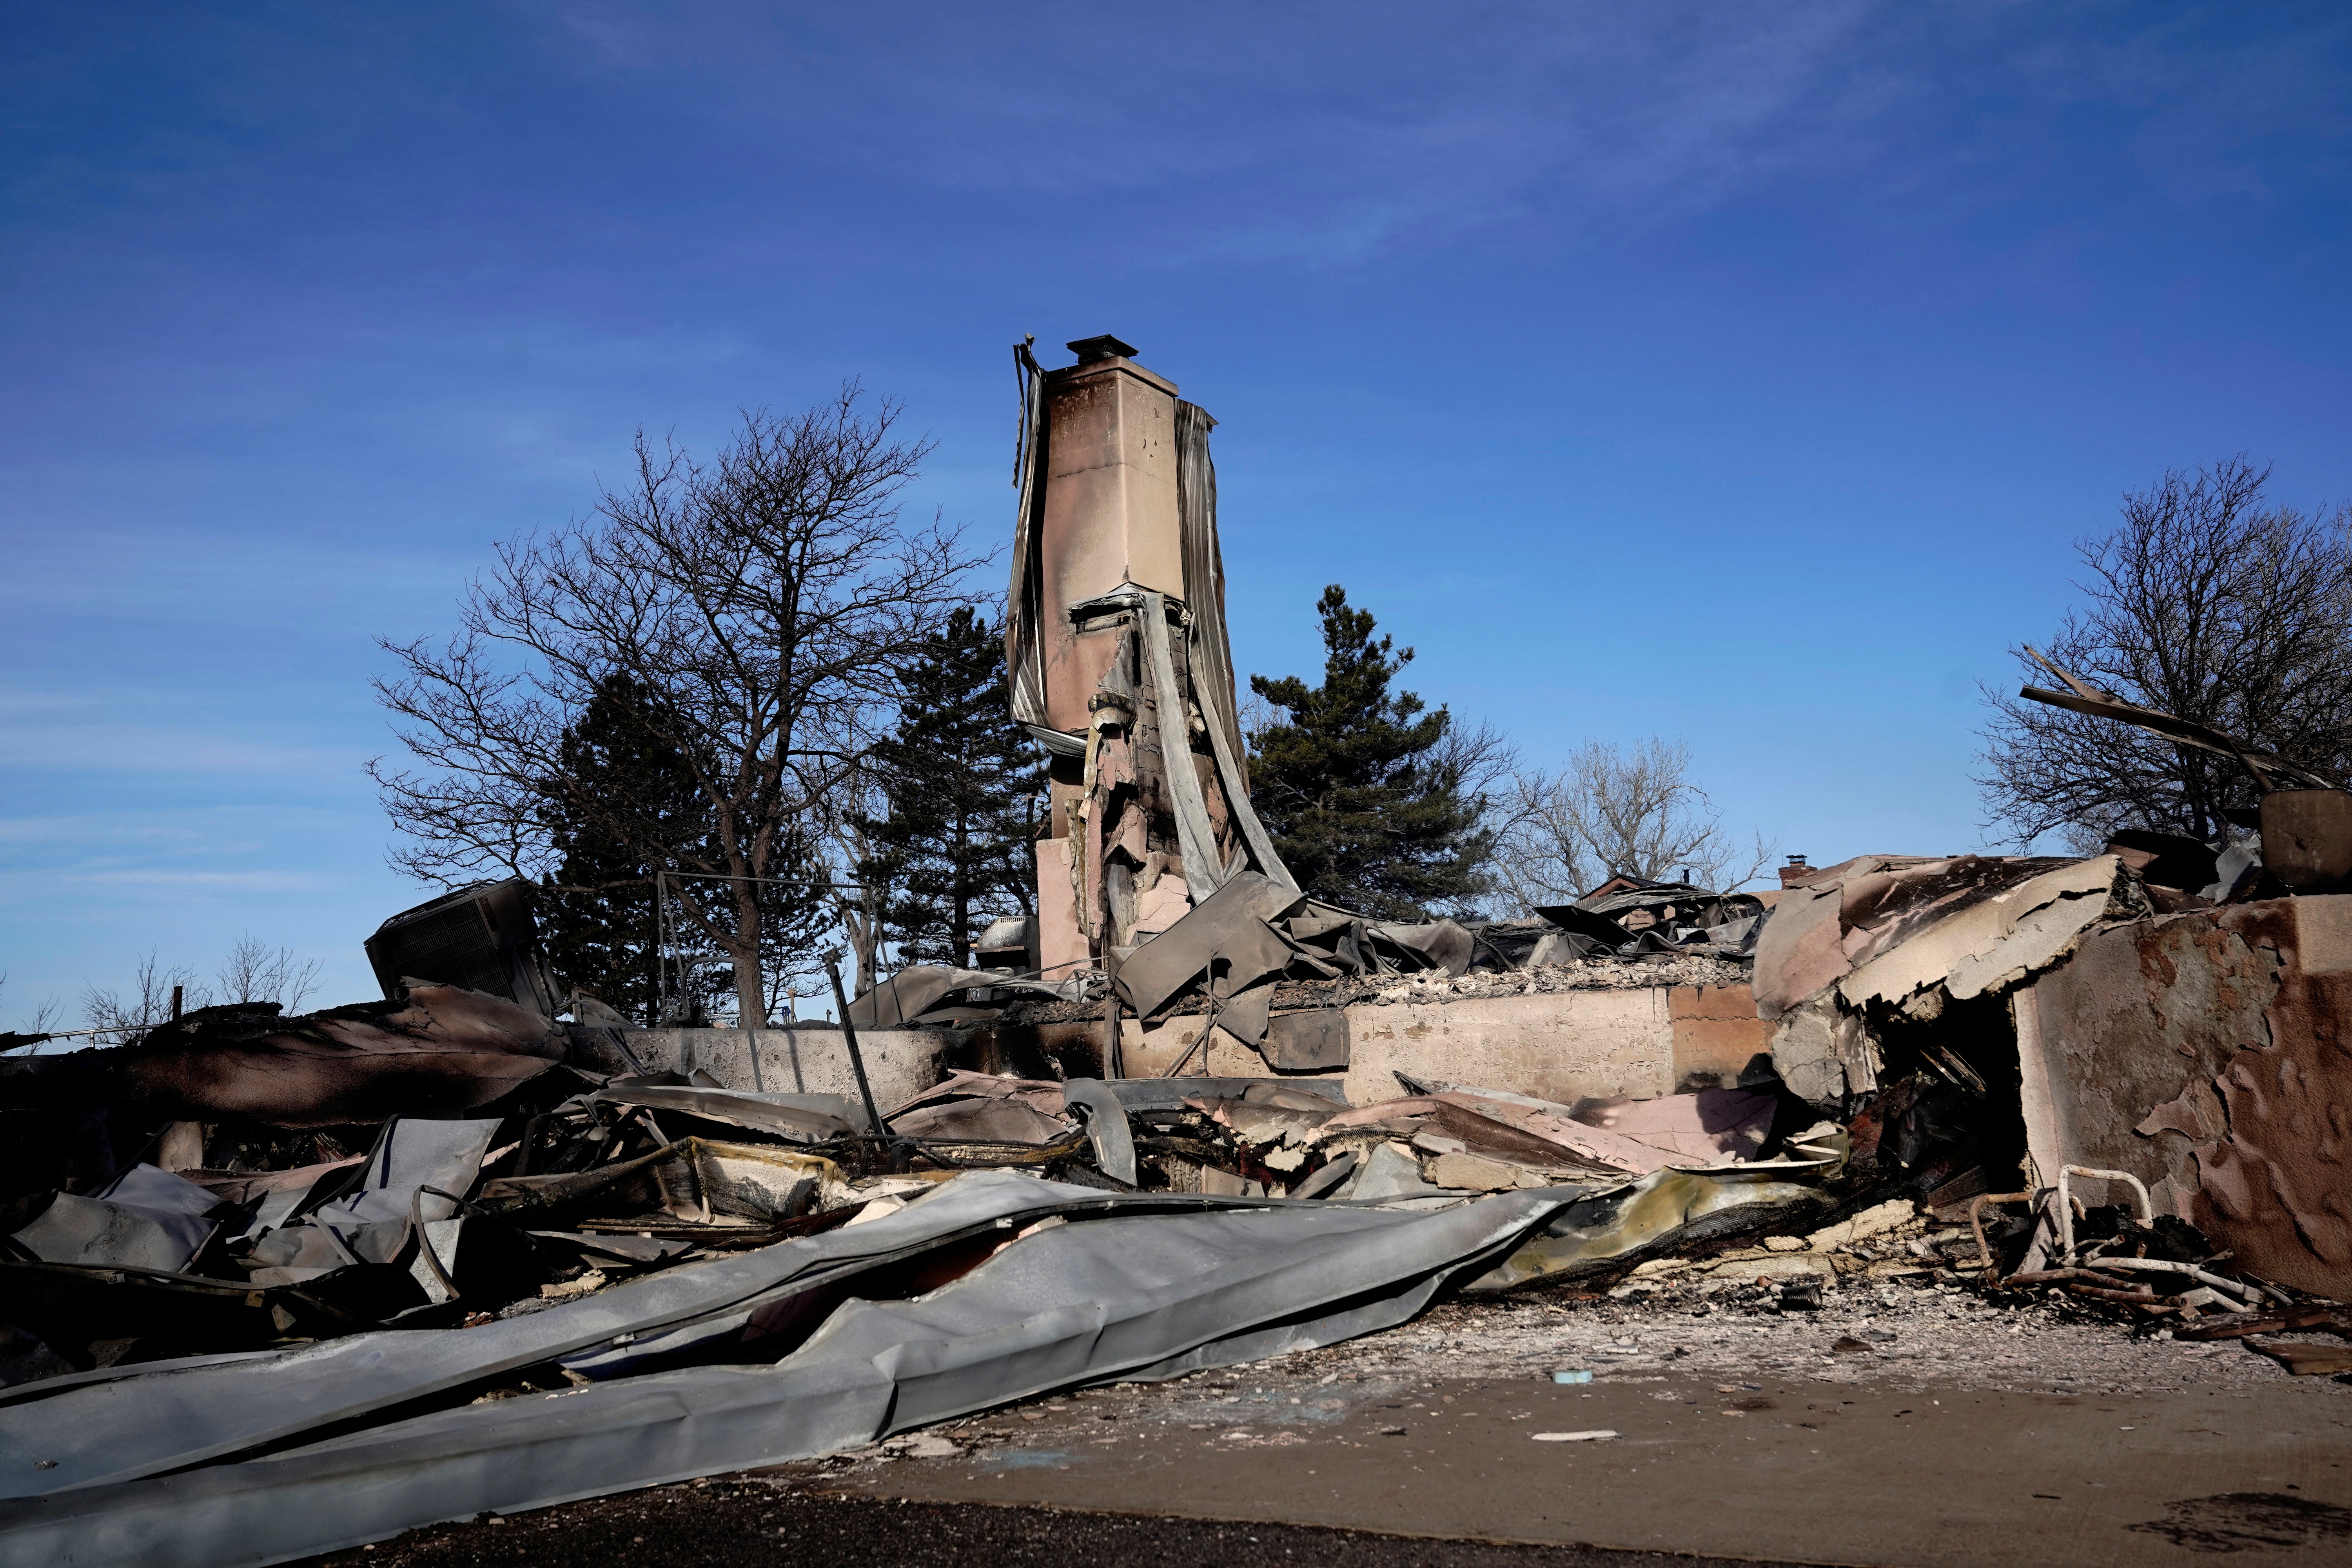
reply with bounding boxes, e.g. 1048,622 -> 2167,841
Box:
0,1180 -> 1573,1568
0,1172 -> 1111,1495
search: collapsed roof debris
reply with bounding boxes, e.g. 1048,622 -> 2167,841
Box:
4,338 -> 2348,1565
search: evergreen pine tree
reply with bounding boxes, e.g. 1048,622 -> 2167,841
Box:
537,674 -> 716,1025
1247,585 -> 1493,919
858,608 -> 1045,969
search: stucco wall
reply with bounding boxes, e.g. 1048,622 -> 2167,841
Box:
2013,895 -> 2352,1301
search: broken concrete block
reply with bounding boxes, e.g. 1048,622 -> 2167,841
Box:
537,1269 -> 606,1301
1428,1150 -> 1539,1192
1702,1255 -> 1838,1282
1807,1199 -> 1919,1252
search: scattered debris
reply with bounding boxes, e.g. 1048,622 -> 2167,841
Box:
4,337 -> 2347,1568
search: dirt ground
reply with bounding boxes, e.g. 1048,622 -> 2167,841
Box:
309,1276 -> 2352,1568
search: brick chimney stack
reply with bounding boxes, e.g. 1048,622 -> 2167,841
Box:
1034,336 -> 1182,731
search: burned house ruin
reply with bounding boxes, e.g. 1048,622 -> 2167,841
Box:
4,334 -> 2350,1566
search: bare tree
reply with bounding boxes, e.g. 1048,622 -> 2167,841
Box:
1236,686 -> 1281,753
1491,737 -> 1774,909
214,936 -> 323,1013
370,389 -> 982,1026
80,949 -> 210,1036
1429,715 -> 1520,813
1979,458 -> 2352,848
1422,716 -> 1519,917
2,974 -> 64,1038
812,758 -> 888,994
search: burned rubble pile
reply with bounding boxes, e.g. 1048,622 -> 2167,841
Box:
7,844 -> 2345,1568
0,875 -> 1783,1390
0,867 -> 1868,1567
4,338 -> 2349,1566
869,884 -> 1759,1027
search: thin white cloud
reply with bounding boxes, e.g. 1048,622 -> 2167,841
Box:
0,867 -> 339,898
0,524 -> 466,622
0,803 -> 351,853
530,0 -> 2350,265
0,715 -> 354,777
538,2 -> 1893,260
0,812 -> 241,849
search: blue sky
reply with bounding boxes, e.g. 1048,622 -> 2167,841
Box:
4,1 -> 2348,1025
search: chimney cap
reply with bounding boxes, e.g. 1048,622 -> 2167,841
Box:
1066,334 -> 1138,363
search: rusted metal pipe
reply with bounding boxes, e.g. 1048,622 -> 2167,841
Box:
2063,1281 -> 2163,1305
1969,1191 -> 2037,1283
2092,1256 -> 2266,1308
2004,1266 -> 2143,1289
1160,949 -> 1223,1078
2176,1307 -> 2351,1342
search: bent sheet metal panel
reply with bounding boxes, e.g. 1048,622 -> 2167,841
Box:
118,983 -> 565,1128
1766,855 -> 2142,1112
1114,871 -> 1305,1018
1833,855 -> 2133,1019
1752,855 -> 2109,1022
0,1187 -> 1575,1568
0,1172 -> 1133,1495
1464,1160 -> 1837,1292
8,1164 -> 221,1273
591,1083 -> 862,1141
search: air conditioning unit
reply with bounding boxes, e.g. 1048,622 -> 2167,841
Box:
365,879 -> 564,1018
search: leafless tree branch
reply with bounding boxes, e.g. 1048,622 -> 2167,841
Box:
1978,457 -> 2352,846
1489,737 -> 1775,910
1,975 -> 64,1036
371,388 -> 989,1023
80,949 -> 209,1035
214,936 -> 323,1013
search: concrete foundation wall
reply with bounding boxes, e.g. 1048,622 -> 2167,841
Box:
1339,987 -> 1773,1106
1020,983 -> 1771,1108
572,1026 -> 955,1114
614,984 -> 1777,1119
1668,984 -> 1777,1090
1343,990 -> 1669,1105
